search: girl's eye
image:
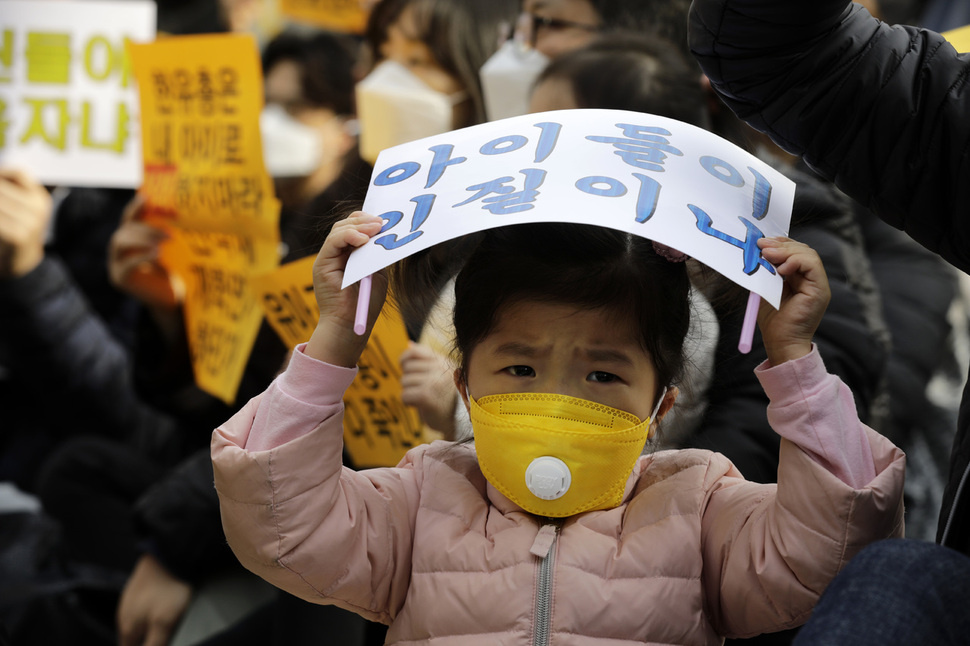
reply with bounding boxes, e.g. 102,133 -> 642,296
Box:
505,365 -> 535,378
587,371 -> 619,383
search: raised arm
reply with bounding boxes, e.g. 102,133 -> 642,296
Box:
212,213 -> 422,622
689,0 -> 970,272
699,237 -> 905,636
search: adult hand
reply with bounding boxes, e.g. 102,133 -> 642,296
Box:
0,168 -> 52,279
305,211 -> 387,367
108,193 -> 183,310
756,236 -> 831,366
400,342 -> 458,438
116,553 -> 193,646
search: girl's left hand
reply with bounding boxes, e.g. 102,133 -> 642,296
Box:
756,237 -> 831,366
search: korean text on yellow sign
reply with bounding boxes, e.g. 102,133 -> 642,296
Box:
252,256 -> 428,467
0,0 -> 155,187
279,0 -> 370,34
129,33 -> 281,404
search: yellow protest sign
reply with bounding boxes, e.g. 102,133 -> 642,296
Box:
252,256 -> 429,467
129,33 -> 281,404
279,0 -> 370,34
943,25 -> 970,53
250,256 -> 319,349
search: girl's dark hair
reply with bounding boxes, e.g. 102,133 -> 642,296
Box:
536,33 -> 710,131
364,0 -> 519,127
394,223 -> 691,400
262,30 -> 358,116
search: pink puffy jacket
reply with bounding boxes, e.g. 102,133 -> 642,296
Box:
213,347 -> 905,645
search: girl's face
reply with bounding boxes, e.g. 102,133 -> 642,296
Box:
462,300 -> 661,420
520,0 -> 601,59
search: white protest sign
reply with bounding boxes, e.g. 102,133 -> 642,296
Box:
0,0 -> 156,187
344,109 -> 795,308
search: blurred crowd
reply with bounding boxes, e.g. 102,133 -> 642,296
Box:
1,0 -> 968,644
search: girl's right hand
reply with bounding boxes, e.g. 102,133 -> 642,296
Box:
304,212 -> 386,368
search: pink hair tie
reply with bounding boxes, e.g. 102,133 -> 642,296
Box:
652,241 -> 688,263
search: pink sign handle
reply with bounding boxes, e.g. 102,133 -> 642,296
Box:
738,291 -> 760,354
353,274 -> 372,336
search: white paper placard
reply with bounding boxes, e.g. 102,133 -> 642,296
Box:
345,109 -> 795,308
0,0 -> 156,187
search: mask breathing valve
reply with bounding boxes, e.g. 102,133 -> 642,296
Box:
525,456 -> 572,500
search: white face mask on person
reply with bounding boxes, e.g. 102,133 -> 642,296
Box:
479,38 -> 549,122
355,59 -> 465,164
259,104 -> 323,178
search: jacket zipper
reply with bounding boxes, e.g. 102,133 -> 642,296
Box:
532,521 -> 561,646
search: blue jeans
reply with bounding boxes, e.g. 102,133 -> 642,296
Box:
793,539 -> 970,646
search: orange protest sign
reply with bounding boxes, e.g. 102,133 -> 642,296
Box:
252,256 -> 429,467
279,0 -> 370,34
129,33 -> 281,404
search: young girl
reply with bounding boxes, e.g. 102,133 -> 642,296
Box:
212,214 -> 905,644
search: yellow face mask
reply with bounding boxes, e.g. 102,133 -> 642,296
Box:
470,390 -> 665,518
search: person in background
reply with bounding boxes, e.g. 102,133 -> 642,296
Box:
355,0 -> 518,164
689,0 -> 970,643
23,28 -> 384,646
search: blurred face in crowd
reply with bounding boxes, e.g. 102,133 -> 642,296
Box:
264,59 -> 353,204
354,2 -> 472,156
380,5 -> 464,97
519,0 -> 601,59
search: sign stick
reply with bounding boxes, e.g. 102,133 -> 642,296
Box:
354,274 -> 372,335
739,291 -> 760,354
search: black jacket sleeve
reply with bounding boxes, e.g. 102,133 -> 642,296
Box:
689,0 -> 970,272
133,449 -> 238,584
0,257 -> 183,464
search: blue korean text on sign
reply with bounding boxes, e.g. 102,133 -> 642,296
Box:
577,123 -> 683,223
373,121 -> 563,248
374,194 -> 436,250
689,156 -> 776,276
453,121 -> 561,214
454,168 -> 547,214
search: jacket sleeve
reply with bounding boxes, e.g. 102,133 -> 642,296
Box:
699,348 -> 905,638
211,347 -> 425,624
0,257 -> 182,461
133,449 -> 239,585
685,171 -> 889,484
689,0 -> 970,272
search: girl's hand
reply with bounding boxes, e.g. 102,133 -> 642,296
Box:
305,212 -> 387,367
756,237 -> 831,366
